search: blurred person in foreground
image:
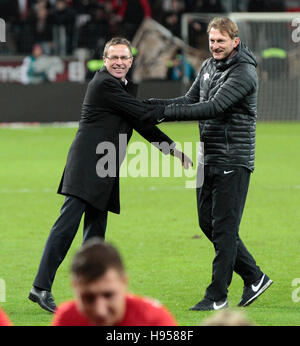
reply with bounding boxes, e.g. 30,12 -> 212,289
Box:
0,307 -> 12,326
142,17 -> 273,311
201,309 -> 255,326
52,239 -> 177,326
29,37 -> 192,313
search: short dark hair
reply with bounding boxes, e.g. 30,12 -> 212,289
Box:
71,238 -> 125,283
103,37 -> 132,58
207,17 -> 239,39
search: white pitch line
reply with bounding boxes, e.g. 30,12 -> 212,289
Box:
261,185 -> 300,190
0,122 -> 79,129
1,185 -> 300,194
0,188 -> 56,194
0,186 -> 187,194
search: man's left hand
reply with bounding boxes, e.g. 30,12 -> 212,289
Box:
172,148 -> 193,170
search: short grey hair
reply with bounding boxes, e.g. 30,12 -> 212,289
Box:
103,37 -> 132,58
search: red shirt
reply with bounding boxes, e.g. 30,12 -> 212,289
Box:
0,307 -> 12,326
52,294 -> 177,326
117,0 -> 152,18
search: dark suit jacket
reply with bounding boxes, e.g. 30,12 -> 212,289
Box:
58,67 -> 174,213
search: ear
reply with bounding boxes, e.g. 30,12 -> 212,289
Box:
123,273 -> 129,286
71,276 -> 80,296
128,57 -> 134,68
233,37 -> 240,48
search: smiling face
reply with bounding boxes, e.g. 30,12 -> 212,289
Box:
209,28 -> 240,61
103,44 -> 133,81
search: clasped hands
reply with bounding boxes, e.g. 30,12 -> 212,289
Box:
141,100 -> 166,124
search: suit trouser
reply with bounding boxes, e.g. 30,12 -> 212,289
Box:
196,165 -> 263,301
33,195 -> 108,291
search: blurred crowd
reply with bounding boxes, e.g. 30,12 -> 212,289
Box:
0,0 -> 289,56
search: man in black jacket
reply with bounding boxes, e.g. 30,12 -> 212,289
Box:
142,17 -> 273,311
29,37 -> 192,313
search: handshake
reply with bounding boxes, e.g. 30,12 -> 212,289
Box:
141,99 -> 191,123
141,99 -> 167,124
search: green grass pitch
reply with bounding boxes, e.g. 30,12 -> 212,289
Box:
0,122 -> 300,326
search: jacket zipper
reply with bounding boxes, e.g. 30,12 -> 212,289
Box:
224,126 -> 230,152
200,123 -> 206,141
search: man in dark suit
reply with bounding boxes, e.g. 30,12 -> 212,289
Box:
29,37 -> 192,313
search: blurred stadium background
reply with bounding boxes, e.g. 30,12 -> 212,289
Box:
1,0 -> 300,122
1,0 -> 300,327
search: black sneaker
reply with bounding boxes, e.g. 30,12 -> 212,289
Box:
238,274 -> 273,307
189,298 -> 228,311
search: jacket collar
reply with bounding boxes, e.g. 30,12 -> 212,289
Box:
214,50 -> 239,71
213,42 -> 257,71
99,67 -> 137,96
99,66 -> 132,87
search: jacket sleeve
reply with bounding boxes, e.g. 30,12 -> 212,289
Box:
101,78 -> 175,154
145,73 -> 200,106
163,64 -> 258,121
101,78 -> 149,120
127,117 -> 176,154
144,60 -> 210,106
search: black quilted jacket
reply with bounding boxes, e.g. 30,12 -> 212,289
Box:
151,42 -> 258,171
